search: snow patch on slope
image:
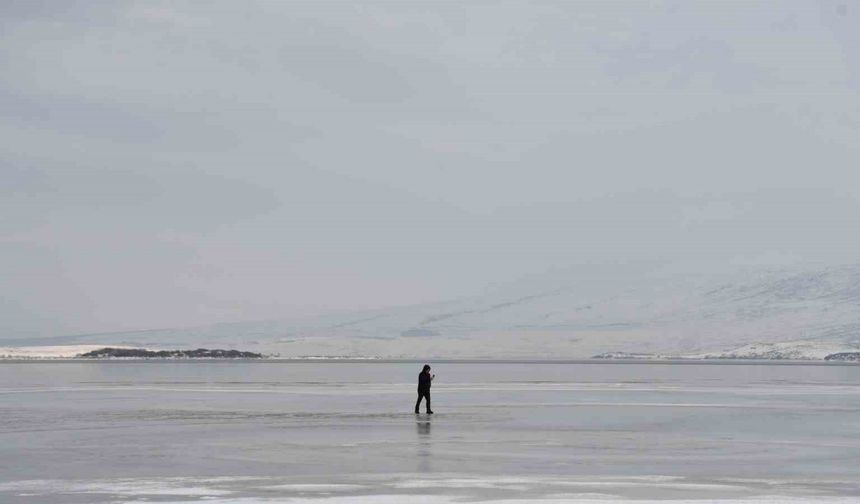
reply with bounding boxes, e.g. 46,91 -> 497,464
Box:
5,264 -> 860,360
0,345 -> 135,359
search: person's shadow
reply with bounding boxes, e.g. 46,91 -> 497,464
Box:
416,419 -> 432,472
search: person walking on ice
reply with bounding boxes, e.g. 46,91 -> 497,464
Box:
415,364 -> 434,414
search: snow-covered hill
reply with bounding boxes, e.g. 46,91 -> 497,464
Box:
4,264 -> 860,360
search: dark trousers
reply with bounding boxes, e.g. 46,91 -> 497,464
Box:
415,390 -> 431,413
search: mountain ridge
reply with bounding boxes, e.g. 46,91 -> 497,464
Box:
4,263 -> 859,360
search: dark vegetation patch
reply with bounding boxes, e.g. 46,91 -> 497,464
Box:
77,348 -> 263,359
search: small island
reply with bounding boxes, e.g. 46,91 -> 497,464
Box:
77,348 -> 263,359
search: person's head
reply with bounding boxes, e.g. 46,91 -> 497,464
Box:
422,364 -> 431,373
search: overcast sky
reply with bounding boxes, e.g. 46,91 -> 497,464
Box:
2,1 -> 859,339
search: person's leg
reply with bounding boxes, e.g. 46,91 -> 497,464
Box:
425,391 -> 432,413
415,393 -> 423,414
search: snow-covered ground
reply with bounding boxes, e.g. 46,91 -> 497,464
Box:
0,345 -> 133,359
683,340 -> 860,361
4,264 -> 860,360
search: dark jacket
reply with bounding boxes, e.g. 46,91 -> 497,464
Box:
418,371 -> 432,393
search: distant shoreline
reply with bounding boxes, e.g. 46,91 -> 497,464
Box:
1,357 -> 858,366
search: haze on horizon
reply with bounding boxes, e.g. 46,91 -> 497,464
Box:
2,1 -> 859,340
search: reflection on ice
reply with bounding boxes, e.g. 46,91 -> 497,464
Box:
416,419 -> 433,473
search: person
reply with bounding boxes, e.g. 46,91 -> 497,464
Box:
415,364 -> 434,414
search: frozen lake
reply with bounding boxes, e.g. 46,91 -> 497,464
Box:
1,360 -> 860,503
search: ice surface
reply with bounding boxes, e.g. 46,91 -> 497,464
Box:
1,361 -> 860,503
113,497 -> 860,504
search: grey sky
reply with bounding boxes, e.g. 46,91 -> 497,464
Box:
2,1 -> 859,339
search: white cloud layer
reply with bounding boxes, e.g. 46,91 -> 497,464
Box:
1,1 -> 859,338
